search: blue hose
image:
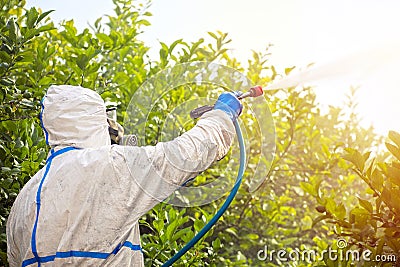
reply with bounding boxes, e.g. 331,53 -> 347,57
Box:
162,119 -> 246,267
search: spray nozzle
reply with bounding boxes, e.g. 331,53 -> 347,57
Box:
237,86 -> 263,99
190,86 -> 263,119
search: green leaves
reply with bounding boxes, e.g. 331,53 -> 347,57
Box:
357,197 -> 373,213
75,47 -> 101,71
343,148 -> 371,173
300,177 -> 322,198
0,4 -> 56,265
6,18 -> 17,42
96,32 -> 113,47
389,130 -> 400,147
316,131 -> 400,265
26,7 -> 39,28
21,8 -> 55,41
384,130 -> 400,161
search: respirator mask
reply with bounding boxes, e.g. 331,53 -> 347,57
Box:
106,107 -> 137,146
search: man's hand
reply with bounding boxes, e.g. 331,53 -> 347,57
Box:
213,92 -> 243,120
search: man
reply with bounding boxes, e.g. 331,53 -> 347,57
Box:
7,85 -> 242,266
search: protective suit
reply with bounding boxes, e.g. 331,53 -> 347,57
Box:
7,85 -> 236,267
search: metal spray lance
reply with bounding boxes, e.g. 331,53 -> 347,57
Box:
189,86 -> 264,119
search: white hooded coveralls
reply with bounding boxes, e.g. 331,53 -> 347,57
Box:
6,85 -> 235,267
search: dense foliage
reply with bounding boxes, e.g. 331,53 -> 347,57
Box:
1,0 -> 398,266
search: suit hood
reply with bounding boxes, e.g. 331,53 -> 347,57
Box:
41,85 -> 111,149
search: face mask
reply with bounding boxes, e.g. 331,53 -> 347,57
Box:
106,107 -> 137,146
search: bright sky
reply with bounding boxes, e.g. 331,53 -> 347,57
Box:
26,0 -> 400,136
